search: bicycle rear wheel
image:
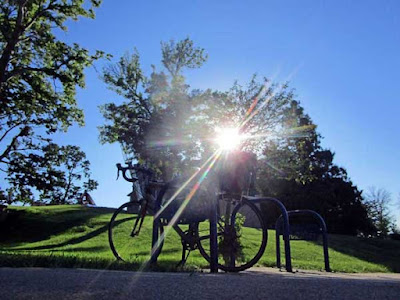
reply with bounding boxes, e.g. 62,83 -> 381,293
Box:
196,198 -> 267,272
108,201 -> 164,263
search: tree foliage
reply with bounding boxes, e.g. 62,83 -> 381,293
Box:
100,39 -> 300,180
100,38 -> 374,235
100,38 -> 212,180
257,99 -> 374,235
7,144 -> 97,204
0,0 -> 102,203
364,187 -> 394,237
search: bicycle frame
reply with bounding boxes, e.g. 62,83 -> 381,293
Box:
112,162 -> 265,273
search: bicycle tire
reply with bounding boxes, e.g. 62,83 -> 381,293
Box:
108,201 -> 164,262
196,198 -> 267,272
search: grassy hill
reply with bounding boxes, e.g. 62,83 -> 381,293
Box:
0,205 -> 399,273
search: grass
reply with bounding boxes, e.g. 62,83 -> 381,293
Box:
0,205 -> 399,273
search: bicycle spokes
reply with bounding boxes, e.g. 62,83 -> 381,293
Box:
196,199 -> 267,272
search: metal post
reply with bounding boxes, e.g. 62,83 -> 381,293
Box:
209,202 -> 218,273
281,208 -> 292,272
150,216 -> 160,264
276,226 -> 281,268
322,232 -> 331,272
151,184 -> 167,264
277,209 -> 330,272
316,211 -> 331,272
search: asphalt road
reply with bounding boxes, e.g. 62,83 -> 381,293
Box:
1,267 -> 399,300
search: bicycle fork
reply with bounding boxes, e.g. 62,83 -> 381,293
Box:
130,200 -> 148,237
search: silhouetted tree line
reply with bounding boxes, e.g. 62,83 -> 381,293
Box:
255,101 -> 376,235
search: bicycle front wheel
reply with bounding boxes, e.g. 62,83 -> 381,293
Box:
197,198 -> 267,272
108,201 -> 164,263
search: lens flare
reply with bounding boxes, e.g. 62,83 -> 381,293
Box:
215,127 -> 242,150
150,149 -> 222,262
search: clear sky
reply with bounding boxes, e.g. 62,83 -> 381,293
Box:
52,0 -> 399,225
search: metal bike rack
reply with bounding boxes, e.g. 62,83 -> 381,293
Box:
275,209 -> 330,272
209,203 -> 218,273
244,196 -> 293,272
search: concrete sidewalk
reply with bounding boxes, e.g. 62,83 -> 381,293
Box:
1,267 -> 399,299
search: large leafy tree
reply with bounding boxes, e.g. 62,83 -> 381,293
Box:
7,144 -> 97,204
100,39 -> 299,180
100,38 -> 374,235
257,100 -> 374,235
100,38 -> 211,180
0,0 -> 103,203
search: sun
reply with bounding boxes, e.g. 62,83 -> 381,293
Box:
215,127 -> 242,150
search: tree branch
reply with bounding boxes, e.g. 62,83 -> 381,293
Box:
6,64 -> 68,82
24,1 -> 56,32
1,0 -> 58,85
0,121 -> 26,143
0,1 -> 27,84
0,126 -> 30,162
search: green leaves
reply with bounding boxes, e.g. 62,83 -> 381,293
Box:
99,38 -> 212,180
0,0 -> 104,141
0,0 -> 103,204
99,37 -> 371,236
102,50 -> 146,103
6,143 -> 98,205
257,97 -> 374,235
161,38 -> 208,77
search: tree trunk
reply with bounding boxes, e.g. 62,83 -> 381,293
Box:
0,2 -> 26,84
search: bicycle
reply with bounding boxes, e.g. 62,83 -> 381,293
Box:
108,158 -> 268,272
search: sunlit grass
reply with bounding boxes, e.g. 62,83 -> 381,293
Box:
0,205 -> 399,273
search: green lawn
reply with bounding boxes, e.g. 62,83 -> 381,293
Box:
0,205 -> 399,273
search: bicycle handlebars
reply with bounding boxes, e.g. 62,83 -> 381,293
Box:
116,163 -> 154,183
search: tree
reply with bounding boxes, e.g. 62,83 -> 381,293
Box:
6,143 -> 97,205
257,99 -> 374,235
0,0 -> 103,203
100,38 -> 211,180
364,187 -> 394,237
100,38 -> 373,235
100,40 -> 300,180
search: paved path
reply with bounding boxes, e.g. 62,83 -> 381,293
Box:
1,267 -> 399,299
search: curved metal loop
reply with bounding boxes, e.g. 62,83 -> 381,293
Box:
243,196 -> 293,272
275,209 -> 330,272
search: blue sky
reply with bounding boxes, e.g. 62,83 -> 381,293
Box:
52,0 -> 399,225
